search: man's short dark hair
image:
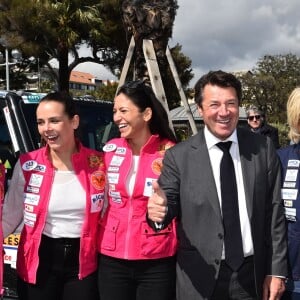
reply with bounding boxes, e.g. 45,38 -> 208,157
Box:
194,70 -> 242,107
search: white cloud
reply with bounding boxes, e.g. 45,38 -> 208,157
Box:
72,46 -> 117,81
76,0 -> 300,87
170,0 -> 300,85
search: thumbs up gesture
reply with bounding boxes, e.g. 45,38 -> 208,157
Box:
147,180 -> 168,223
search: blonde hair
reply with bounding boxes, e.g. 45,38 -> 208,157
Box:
287,87 -> 300,143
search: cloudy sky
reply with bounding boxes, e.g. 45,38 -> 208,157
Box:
75,0 -> 300,87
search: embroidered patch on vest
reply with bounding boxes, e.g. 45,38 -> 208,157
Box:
91,170 -> 105,190
88,154 -> 103,168
151,158 -> 163,175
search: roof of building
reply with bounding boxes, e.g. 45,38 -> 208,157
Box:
170,103 -> 247,122
69,70 -> 95,85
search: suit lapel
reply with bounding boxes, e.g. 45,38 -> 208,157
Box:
237,129 -> 255,219
191,131 -> 222,218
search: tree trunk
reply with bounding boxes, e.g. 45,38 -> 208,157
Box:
58,45 -> 70,92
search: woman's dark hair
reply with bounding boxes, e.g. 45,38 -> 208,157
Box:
38,92 -> 79,146
194,70 -> 242,107
116,80 -> 177,142
39,91 -> 78,119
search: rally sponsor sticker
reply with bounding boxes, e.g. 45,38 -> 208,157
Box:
91,171 -> 105,190
34,164 -> 46,173
90,193 -> 104,212
24,193 -> 40,205
283,181 -> 296,188
24,219 -> 34,227
22,160 -> 38,171
288,160 -> 300,168
108,166 -> 119,172
285,169 -> 298,182
109,190 -> 121,199
103,143 -> 117,152
143,178 -> 156,197
110,155 -> 125,167
285,207 -> 296,216
108,173 -> 119,184
281,188 -> 298,200
25,204 -> 34,212
109,184 -> 116,191
26,185 -> 40,194
116,147 -> 126,155
284,200 -> 293,207
24,211 -> 37,222
29,173 -> 43,187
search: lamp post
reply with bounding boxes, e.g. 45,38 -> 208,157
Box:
0,48 -> 22,90
25,56 -> 41,92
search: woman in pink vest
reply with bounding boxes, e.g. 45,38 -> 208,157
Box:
2,92 -> 104,300
98,80 -> 178,300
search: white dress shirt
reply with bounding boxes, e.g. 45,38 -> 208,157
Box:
204,126 -> 254,258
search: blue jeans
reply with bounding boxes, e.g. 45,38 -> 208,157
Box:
98,254 -> 176,300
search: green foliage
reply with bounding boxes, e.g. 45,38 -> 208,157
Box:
275,122 -> 290,148
39,79 -> 56,93
93,82 -> 118,101
238,53 -> 300,124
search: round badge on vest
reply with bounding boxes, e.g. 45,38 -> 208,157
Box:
22,160 -> 38,171
103,144 -> 117,152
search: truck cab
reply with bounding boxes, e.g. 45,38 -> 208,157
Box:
0,91 -> 118,298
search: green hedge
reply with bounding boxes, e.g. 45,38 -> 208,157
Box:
271,122 -> 290,148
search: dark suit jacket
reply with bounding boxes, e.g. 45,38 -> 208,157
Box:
158,127 -> 287,300
260,123 -> 280,149
248,123 -> 280,149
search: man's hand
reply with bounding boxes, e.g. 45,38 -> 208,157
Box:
147,181 -> 168,223
262,276 -> 285,300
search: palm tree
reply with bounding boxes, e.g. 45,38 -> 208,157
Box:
121,0 -> 179,80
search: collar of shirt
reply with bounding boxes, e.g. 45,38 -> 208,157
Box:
204,126 -> 238,150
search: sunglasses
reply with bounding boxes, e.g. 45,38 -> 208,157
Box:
248,115 -> 261,121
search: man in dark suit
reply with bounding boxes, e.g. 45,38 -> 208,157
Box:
147,70 -> 287,300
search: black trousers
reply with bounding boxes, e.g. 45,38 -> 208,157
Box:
98,254 -> 176,300
17,234 -> 99,300
211,256 -> 258,300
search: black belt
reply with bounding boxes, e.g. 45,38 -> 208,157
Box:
41,234 -> 80,247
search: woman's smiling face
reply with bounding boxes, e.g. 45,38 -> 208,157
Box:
113,93 -> 151,140
36,100 -> 79,152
